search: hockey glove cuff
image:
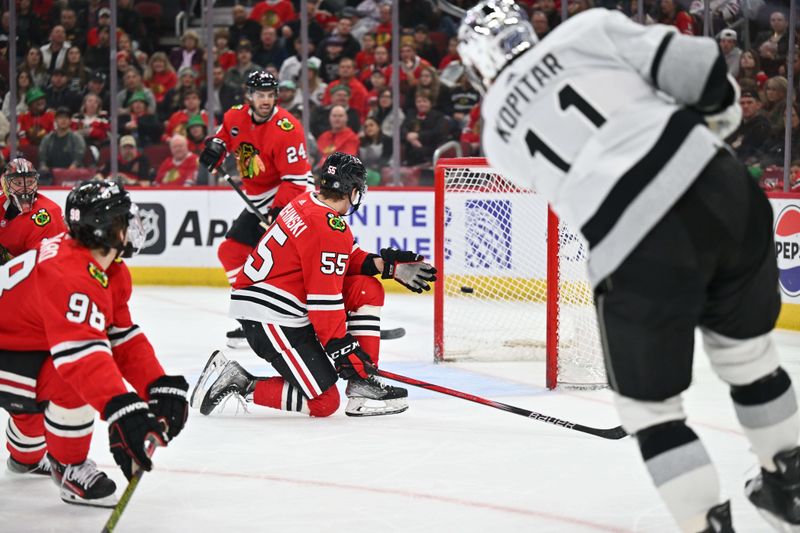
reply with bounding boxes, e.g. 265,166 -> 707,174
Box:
147,375 -> 189,441
326,334 -> 374,380
199,138 -> 227,171
380,247 -> 437,293
360,253 -> 381,276
104,392 -> 167,480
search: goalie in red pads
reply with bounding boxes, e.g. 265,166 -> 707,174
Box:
0,180 -> 189,507
192,153 -> 436,417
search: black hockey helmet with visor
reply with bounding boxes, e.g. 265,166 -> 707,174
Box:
318,152 -> 367,214
2,158 -> 39,214
65,180 -> 145,258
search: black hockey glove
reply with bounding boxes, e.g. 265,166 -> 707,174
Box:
199,138 -> 227,171
265,206 -> 283,225
147,375 -> 189,441
326,334 -> 374,380
380,247 -> 437,293
104,392 -> 168,480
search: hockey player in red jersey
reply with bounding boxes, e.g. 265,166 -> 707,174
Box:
0,180 -> 189,507
192,153 -> 436,417
200,69 -> 313,347
0,158 -> 66,264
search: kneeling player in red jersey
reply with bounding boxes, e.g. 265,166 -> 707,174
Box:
192,153 -> 436,417
200,70 -> 313,348
0,180 -> 189,507
0,158 -> 66,265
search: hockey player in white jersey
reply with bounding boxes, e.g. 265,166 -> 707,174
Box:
459,2 -> 799,532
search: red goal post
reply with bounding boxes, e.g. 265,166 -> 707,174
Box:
433,158 -> 606,389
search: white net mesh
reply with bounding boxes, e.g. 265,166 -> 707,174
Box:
436,163 -> 606,388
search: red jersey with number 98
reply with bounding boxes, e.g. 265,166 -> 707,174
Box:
230,191 -> 371,346
213,104 -> 312,214
0,234 -> 164,412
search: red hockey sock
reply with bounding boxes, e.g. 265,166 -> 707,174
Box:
218,239 -> 253,285
253,377 -> 340,417
6,413 -> 46,465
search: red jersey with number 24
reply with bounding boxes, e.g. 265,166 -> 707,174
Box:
230,191 -> 371,346
213,105 -> 312,213
0,234 -> 165,413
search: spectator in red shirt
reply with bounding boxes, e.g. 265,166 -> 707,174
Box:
316,104 -> 360,166
18,88 -> 54,147
185,115 -> 208,155
155,135 -> 198,186
250,0 -> 297,29
355,33 -> 377,72
145,52 -> 178,106
72,93 -> 110,148
374,4 -> 392,47
322,57 -> 369,119
657,0 -> 696,35
164,88 -> 209,140
215,29 -> 237,71
438,36 -> 460,70
398,43 -> 432,88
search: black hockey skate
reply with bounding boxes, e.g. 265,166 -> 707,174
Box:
48,454 -> 117,508
746,446 -> 800,532
700,501 -> 735,533
345,375 -> 408,417
226,326 -> 248,349
6,455 -> 51,476
192,351 -> 256,415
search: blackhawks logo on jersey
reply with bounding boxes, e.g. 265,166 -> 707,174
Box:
235,142 -> 266,178
230,104 -> 244,110
327,212 -> 346,232
87,263 -> 109,288
277,118 -> 294,132
30,208 -> 51,227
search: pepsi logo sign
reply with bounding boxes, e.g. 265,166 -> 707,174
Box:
775,204 -> 800,297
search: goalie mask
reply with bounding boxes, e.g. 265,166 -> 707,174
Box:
457,0 -> 538,95
2,158 -> 39,214
319,152 -> 367,214
65,179 -> 145,258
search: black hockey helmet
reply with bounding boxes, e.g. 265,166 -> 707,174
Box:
2,158 -> 39,214
65,179 -> 145,258
318,152 -> 367,213
246,70 -> 278,93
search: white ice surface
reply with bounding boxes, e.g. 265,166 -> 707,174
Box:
2,286 -> 800,532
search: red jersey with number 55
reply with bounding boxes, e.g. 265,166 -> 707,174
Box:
230,191 -> 371,345
213,104 -> 312,214
0,193 -> 66,258
0,234 -> 165,413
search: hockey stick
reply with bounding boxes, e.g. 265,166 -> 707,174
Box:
380,327 -> 406,340
221,174 -> 270,230
222,174 -> 406,340
101,436 -> 160,533
373,368 -> 628,440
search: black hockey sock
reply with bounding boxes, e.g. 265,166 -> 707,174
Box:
637,420 -> 721,532
731,367 -> 800,471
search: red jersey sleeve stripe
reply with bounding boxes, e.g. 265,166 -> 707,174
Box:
50,339 -> 112,368
107,325 -> 143,348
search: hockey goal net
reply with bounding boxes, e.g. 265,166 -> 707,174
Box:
434,158 -> 606,389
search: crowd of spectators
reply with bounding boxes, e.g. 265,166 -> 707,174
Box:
0,0 -> 798,188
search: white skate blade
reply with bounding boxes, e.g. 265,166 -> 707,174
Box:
60,487 -> 118,508
226,337 -> 249,349
190,350 -> 229,411
345,397 -> 409,417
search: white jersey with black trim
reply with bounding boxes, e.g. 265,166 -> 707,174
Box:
480,8 -> 725,284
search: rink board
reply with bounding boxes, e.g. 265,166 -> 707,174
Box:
40,187 -> 800,329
